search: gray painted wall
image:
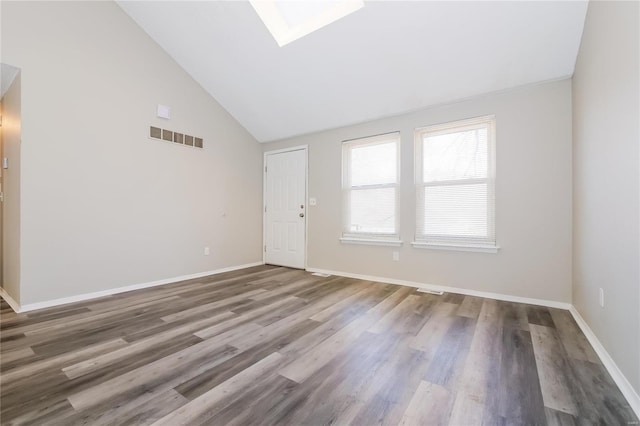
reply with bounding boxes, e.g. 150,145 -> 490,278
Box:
572,1 -> 640,393
264,80 -> 573,303
1,1 -> 263,305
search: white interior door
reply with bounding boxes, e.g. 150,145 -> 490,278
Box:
264,148 -> 306,269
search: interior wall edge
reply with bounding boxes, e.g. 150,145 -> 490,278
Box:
0,286 -> 21,313
570,305 -> 640,419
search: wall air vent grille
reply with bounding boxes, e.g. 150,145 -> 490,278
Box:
149,126 -> 203,149
150,126 -> 162,139
162,129 -> 173,141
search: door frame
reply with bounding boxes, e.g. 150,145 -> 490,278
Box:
263,145 -> 309,269
0,99 -> 3,288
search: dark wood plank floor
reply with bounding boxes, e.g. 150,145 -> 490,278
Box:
0,265 -> 637,425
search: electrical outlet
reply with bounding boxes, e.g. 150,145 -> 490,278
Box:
392,251 -> 399,261
204,247 -> 210,256
598,288 -> 604,308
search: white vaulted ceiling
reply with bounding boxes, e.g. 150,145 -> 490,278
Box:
117,1 -> 588,142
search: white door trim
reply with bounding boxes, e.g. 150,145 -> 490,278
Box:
263,145 -> 308,269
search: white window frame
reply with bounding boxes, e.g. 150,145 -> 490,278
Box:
341,132 -> 402,246
413,115 -> 498,253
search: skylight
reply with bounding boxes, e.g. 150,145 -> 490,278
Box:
250,0 -> 365,47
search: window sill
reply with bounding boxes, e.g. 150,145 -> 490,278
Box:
411,241 -> 500,253
340,237 -> 403,247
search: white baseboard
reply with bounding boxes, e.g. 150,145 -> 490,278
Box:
0,287 -> 21,313
569,306 -> 640,419
305,267 -> 572,310
12,262 -> 264,313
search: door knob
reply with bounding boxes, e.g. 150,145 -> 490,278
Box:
299,213 -> 305,218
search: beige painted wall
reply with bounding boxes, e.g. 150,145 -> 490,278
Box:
1,2 -> 263,305
572,1 -> 640,393
264,80 -> 573,303
0,72 -> 21,303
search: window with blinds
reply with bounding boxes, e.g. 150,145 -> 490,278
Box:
414,116 -> 496,250
342,132 -> 400,243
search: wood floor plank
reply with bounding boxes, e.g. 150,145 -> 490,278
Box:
347,336 -> 432,426
194,295 -> 302,339
293,276 -> 363,305
287,331 -> 403,426
2,395 -> 76,426
206,374 -> 299,426
27,306 -> 192,358
120,308 -> 239,343
277,313 -> 372,384
391,292 -> 436,335
249,275 -> 324,301
526,305 -> 555,328
70,334 -> 205,392
1,307 -> 91,332
1,338 -> 128,386
0,346 -> 35,365
530,324 -> 579,415
18,296 -> 181,337
278,286 -> 412,383
441,292 -> 465,304
549,308 -> 601,363
268,330 -> 397,425
62,311 -> 236,379
66,340 -> 237,411
151,352 -> 284,426
447,298 -> 500,426
308,280 -> 372,322
67,388 -> 190,426
202,320 -> 265,349
263,330 -> 404,426
1,267 -> 636,426
399,380 -> 452,426
497,300 -> 530,331
545,407 -> 578,426
456,295 -> 483,319
565,358 -> 638,424
423,315 -> 476,389
85,291 -> 194,313
409,301 -> 458,353
230,282 -> 375,353
174,319 -> 320,401
366,292 -> 417,334
160,288 -> 266,323
275,291 -> 377,361
496,328 -> 546,425
245,268 -> 302,285
0,335 -> 199,424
